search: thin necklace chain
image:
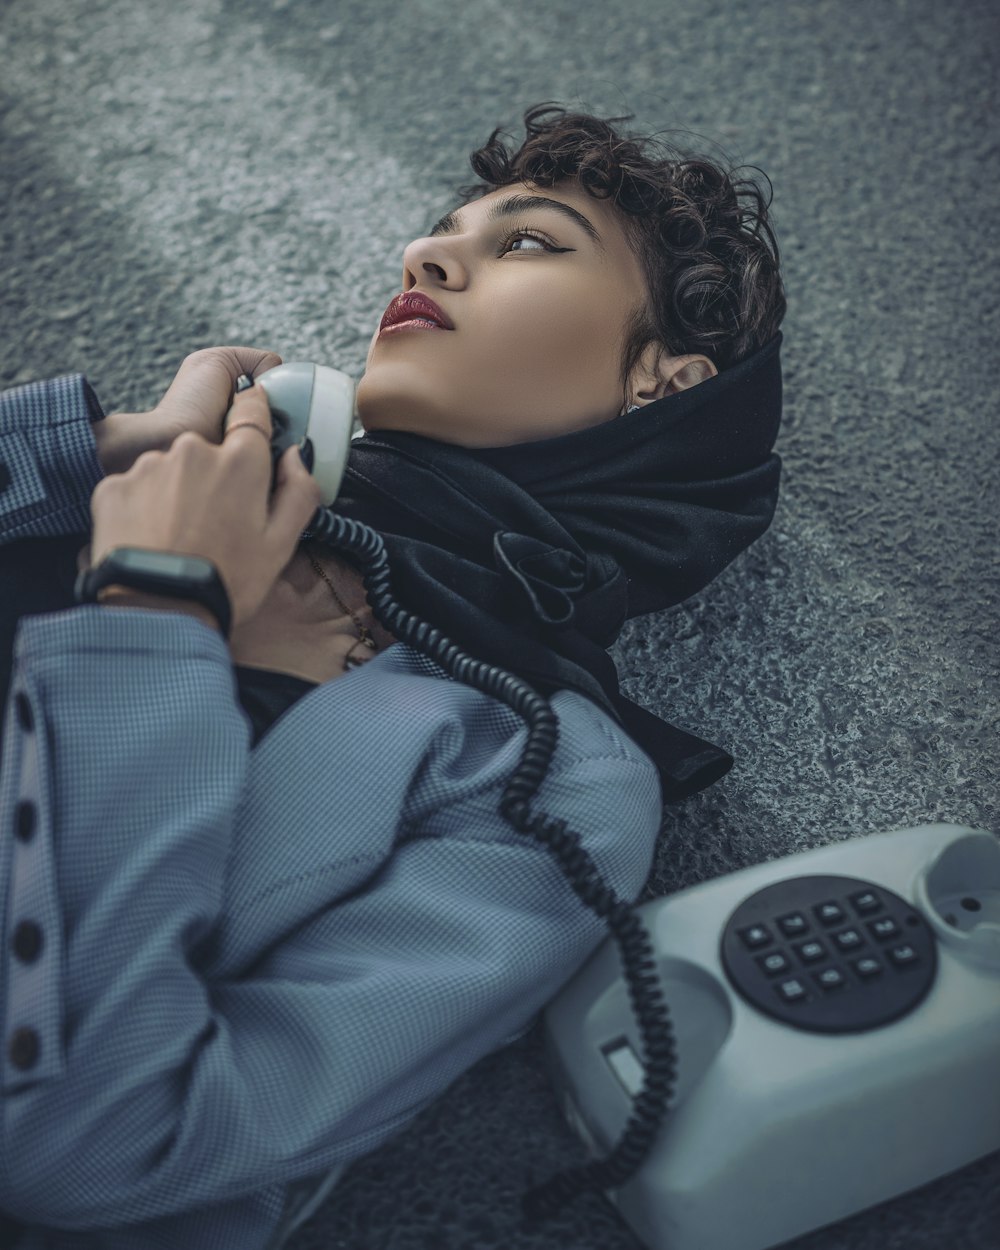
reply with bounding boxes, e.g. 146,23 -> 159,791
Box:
304,546 -> 378,662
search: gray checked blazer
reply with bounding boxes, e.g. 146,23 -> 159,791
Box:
0,375 -> 662,1249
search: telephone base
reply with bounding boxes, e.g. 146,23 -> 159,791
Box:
543,823 -> 1000,1250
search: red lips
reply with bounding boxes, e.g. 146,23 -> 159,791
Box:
380,291 -> 454,331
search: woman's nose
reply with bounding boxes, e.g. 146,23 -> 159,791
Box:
401,236 -> 463,288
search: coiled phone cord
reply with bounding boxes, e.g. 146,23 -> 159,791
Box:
307,503 -> 680,1221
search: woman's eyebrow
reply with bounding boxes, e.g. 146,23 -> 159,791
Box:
429,193 -> 605,253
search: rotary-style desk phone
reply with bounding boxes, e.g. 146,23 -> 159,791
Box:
229,363 -> 1000,1250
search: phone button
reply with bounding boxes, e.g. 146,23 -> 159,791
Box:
814,901 -> 846,925
793,940 -> 827,964
776,978 -> 808,1003
777,912 -> 809,937
812,966 -> 847,992
849,889 -> 883,915
738,924 -> 773,950
868,916 -> 901,941
852,955 -> 884,979
756,951 -> 791,976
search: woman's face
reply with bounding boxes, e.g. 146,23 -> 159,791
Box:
355,179 -> 708,448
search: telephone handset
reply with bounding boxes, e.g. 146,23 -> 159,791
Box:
543,822 -> 1000,1250
224,361 -> 359,506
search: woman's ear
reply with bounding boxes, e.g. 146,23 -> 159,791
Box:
627,350 -> 718,409
664,355 -> 718,393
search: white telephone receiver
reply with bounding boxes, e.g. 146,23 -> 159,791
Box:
223,361 -> 357,506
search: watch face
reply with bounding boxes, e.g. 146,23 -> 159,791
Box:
116,548 -> 213,581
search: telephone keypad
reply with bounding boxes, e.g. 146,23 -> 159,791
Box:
722,874 -> 937,1033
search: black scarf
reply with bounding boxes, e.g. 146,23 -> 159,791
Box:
329,331 -> 783,801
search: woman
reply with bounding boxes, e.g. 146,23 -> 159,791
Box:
0,103 -> 785,1248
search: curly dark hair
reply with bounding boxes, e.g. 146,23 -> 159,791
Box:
452,102 -> 786,410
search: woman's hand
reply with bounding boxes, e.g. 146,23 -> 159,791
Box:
228,547 -> 392,684
87,384 -> 323,633
95,347 -> 283,476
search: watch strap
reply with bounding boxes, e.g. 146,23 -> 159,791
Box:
74,547 -> 232,638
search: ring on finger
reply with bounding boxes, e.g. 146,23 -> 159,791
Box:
224,421 -> 272,444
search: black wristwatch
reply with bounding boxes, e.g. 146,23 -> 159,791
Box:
74,546 -> 232,639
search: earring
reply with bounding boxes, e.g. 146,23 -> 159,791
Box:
626,403 -> 640,413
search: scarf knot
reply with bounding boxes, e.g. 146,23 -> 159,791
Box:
492,531 -> 626,641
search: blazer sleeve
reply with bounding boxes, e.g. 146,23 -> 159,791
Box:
0,373 -> 108,544
0,603 -> 660,1228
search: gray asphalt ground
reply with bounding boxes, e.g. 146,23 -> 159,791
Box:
2,1 -> 998,1248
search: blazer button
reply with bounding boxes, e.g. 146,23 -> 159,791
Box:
15,692 -> 34,734
15,801 -> 36,843
7,1026 -> 40,1071
12,920 -> 44,963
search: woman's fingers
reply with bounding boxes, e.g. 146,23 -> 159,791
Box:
157,347 -> 284,443
222,382 -> 323,561
221,379 -> 274,440
271,442 -> 324,537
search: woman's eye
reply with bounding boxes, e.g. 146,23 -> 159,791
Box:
500,229 -> 557,254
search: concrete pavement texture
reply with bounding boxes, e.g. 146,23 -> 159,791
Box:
1,1 -> 997,1248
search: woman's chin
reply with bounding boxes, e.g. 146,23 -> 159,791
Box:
355,395 -> 432,440
356,411 -> 417,440
354,381 -> 478,445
